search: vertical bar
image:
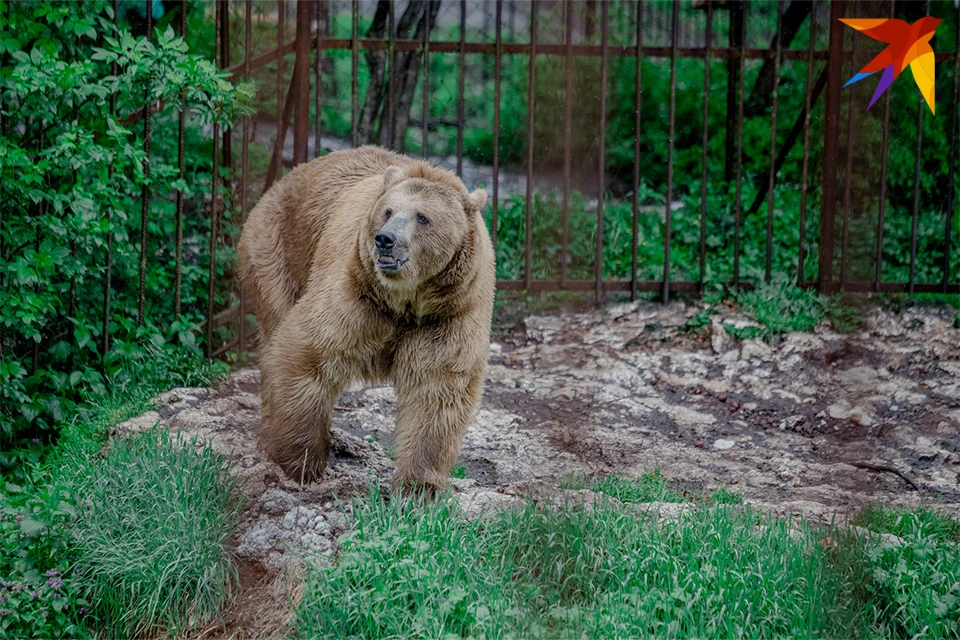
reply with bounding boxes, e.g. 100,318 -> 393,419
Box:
631,0 -> 643,300
561,0 -> 574,288
799,0 -> 816,287
387,0 -> 395,146
175,0 -> 187,320
875,0 -> 895,290
596,0 -> 609,304
294,0 -> 311,165
351,0 -> 358,148
732,5 -> 745,290
456,0 -> 465,176
525,1 -> 537,291
662,0 -> 677,302
764,0 -> 782,282
492,0 -> 502,259
908,0 -> 931,295
724,1 -> 744,182
943,4 -> 960,293
422,0 -> 430,158
221,0 -> 231,171
137,0 -> 152,327
699,1 -> 712,287
240,0 -> 252,351
208,0 -> 222,358
276,0 -> 285,167
819,0 -> 845,294
103,0 -> 119,356
841,17 -> 858,291
314,0 -> 323,159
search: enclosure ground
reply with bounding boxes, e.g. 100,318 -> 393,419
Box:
113,299 -> 960,637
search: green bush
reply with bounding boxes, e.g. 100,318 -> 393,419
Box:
0,1 -> 251,459
71,428 -> 241,638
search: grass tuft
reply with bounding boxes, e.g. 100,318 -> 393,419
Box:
736,279 -> 826,335
709,487 -> 744,505
71,428 -> 240,638
851,504 -> 960,545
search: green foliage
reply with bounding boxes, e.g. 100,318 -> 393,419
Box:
71,428 -> 240,638
0,347 -> 227,638
592,470 -> 684,504
0,481 -> 87,638
295,492 -> 868,639
736,278 -> 827,335
450,465 -> 467,480
0,0 -> 251,456
682,307 -> 717,334
852,504 -> 960,546
709,487 -> 744,505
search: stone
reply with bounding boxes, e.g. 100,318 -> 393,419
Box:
714,439 -> 736,450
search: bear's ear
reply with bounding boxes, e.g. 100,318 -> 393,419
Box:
466,188 -> 487,213
384,166 -> 405,191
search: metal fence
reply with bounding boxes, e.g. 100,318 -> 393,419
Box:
163,0 -> 957,356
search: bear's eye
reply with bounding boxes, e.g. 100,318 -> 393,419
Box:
416,213 -> 429,225
384,209 -> 393,220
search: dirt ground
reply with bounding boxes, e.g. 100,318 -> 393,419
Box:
114,299 -> 960,638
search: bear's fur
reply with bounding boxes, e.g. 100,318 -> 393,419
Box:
237,146 -> 494,492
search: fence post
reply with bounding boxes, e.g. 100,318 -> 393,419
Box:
818,0 -> 845,294
293,1 -> 312,165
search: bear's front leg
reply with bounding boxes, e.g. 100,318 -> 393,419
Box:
392,327 -> 487,495
259,330 -> 348,483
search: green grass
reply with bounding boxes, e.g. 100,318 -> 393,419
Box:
70,428 -> 241,638
735,278 -> 827,335
450,465 -> 467,480
297,489 -> 927,639
852,504 -> 960,545
560,470 -> 684,504
709,487 -> 744,505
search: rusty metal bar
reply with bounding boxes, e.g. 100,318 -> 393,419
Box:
102,0 -> 119,356
841,18 -> 858,290
561,0 -> 574,288
351,0 -> 358,148
275,0 -> 285,171
699,1 -> 711,285
764,0 -> 782,282
221,0 -> 231,172
798,0 -> 816,287
207,1 -> 222,357
137,0 -> 152,327
457,0 -> 465,176
422,0 -> 430,157
492,0 -> 502,259
874,0 -> 896,291
239,0 -> 252,351
595,0 -> 609,304
387,0 -> 395,146
227,38 -> 952,77
293,1 -> 312,165
314,0 -> 324,159
819,0 -> 846,294
907,0 -> 931,295
525,1 -> 537,291
631,0 -> 643,301
944,5 -> 960,293
175,0 -> 187,320
662,0 -> 677,302
732,6 -> 745,290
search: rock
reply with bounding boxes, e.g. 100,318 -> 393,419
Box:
259,489 -> 298,516
282,507 -> 318,530
714,439 -> 736,450
456,489 -> 525,519
113,411 -> 163,434
837,366 -> 879,386
827,400 -> 873,427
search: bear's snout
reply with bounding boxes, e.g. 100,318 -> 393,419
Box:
375,230 -> 396,252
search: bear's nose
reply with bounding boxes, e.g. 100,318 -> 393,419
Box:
375,230 -> 396,252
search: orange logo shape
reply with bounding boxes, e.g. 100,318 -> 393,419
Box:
839,16 -> 942,115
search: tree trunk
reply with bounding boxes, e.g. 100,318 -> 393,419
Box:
356,0 -> 441,151
744,1 -> 812,118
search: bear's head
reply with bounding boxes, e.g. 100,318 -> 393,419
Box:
365,164 -> 487,288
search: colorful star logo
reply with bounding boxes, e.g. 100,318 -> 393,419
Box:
840,16 -> 942,115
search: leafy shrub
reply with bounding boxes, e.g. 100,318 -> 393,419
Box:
0,1 -> 251,456
71,428 -> 240,638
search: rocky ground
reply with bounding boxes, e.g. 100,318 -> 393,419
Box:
113,299 -> 959,637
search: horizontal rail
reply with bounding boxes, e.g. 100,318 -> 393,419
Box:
226,34 -> 960,78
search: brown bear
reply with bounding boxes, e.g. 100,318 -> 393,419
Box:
237,146 -> 494,493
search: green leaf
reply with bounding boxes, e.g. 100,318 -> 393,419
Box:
20,516 -> 47,536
